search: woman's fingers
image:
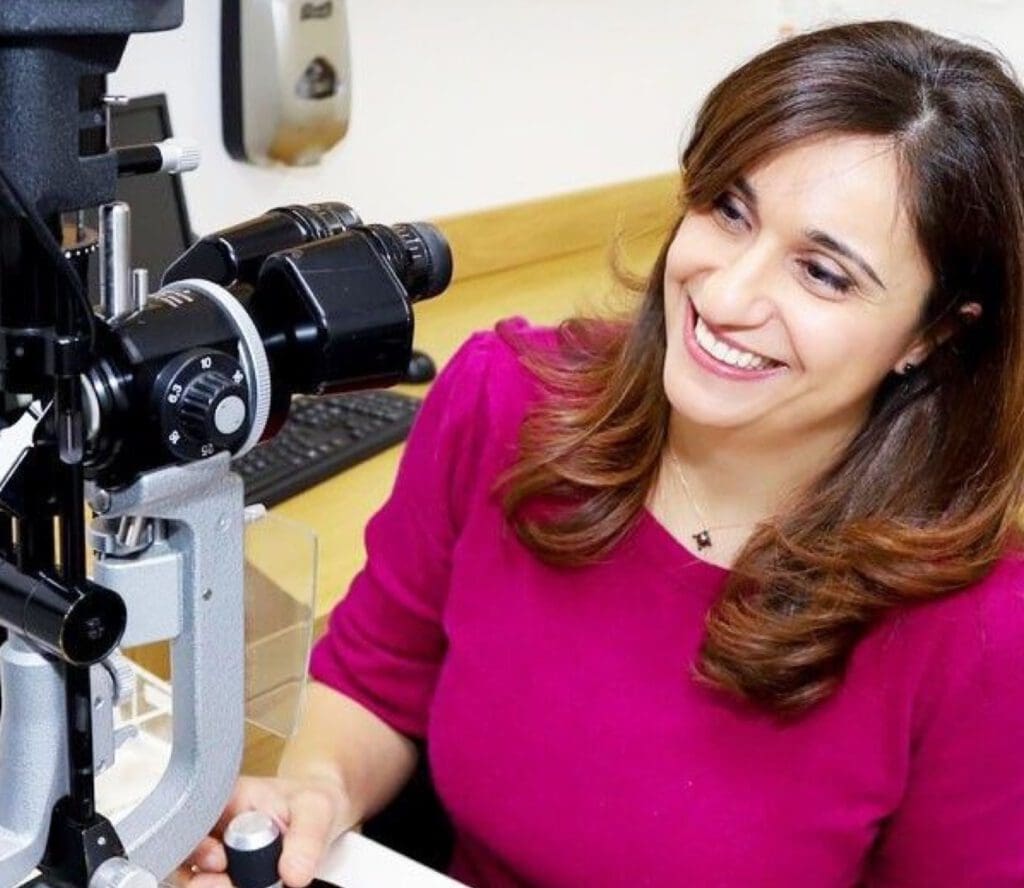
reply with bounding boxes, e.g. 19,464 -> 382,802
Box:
175,776 -> 352,888
191,835 -> 227,873
212,776 -> 290,837
171,836 -> 229,887
169,859 -> 229,888
278,788 -> 340,887
182,872 -> 234,888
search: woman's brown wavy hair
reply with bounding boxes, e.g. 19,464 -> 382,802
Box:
498,20 -> 1024,713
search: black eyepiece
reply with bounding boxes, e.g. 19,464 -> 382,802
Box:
163,201 -> 363,288
277,202 -> 362,241
393,222 -> 453,300
360,222 -> 452,302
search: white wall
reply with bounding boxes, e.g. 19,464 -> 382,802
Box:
780,0 -> 1024,61
110,1 -> 1024,236
110,1 -> 780,232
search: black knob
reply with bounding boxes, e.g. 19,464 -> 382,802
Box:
155,350 -> 251,462
178,370 -> 247,445
224,811 -> 283,888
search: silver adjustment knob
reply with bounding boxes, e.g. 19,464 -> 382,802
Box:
157,137 -> 201,174
104,651 -> 137,707
89,857 -> 158,888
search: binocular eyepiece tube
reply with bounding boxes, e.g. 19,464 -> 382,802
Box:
80,202 -> 453,490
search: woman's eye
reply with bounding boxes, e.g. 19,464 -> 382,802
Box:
798,259 -> 854,296
711,193 -> 749,231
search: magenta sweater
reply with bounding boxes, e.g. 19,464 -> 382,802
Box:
310,319 -> 1024,887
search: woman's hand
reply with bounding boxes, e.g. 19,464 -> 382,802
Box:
176,683 -> 419,886
175,774 -> 356,887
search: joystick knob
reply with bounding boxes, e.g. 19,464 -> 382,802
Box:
224,810 -> 283,888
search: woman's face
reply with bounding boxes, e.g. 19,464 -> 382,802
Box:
662,135 -> 934,445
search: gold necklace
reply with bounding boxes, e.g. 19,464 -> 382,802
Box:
666,447 -> 714,550
665,448 -> 758,552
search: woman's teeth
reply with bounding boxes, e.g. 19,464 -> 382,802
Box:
694,315 -> 778,370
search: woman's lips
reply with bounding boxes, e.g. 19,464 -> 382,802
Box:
681,297 -> 788,382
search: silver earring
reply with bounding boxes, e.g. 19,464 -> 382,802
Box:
902,362 -> 915,374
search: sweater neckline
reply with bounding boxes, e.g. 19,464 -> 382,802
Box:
636,507 -> 731,579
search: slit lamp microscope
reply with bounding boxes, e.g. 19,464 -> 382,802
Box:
0,3 -> 452,886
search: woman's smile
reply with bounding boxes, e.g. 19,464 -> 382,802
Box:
682,295 -> 788,381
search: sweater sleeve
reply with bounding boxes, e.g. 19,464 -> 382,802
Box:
308,330 -> 508,739
866,557 -> 1024,886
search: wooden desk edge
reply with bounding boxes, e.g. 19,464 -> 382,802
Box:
436,172 -> 679,283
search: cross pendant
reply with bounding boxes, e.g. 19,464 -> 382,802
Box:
692,529 -> 713,551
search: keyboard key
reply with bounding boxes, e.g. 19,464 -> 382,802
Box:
232,389 -> 421,506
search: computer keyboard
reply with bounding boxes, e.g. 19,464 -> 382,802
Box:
233,389 -> 422,507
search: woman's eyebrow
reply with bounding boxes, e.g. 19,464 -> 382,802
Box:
732,176 -> 887,290
804,229 -> 887,290
734,176 -> 758,206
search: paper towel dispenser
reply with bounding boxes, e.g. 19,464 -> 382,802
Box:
222,0 -> 352,165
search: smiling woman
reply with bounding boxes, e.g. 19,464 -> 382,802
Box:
502,20 -> 1024,703
490,18 -> 1024,880
191,19 -> 1024,888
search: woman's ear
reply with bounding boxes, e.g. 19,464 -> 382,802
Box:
894,301 -> 982,373
958,301 -> 982,324
894,338 -> 932,374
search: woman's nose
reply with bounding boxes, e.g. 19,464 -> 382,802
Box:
700,240 -> 778,327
